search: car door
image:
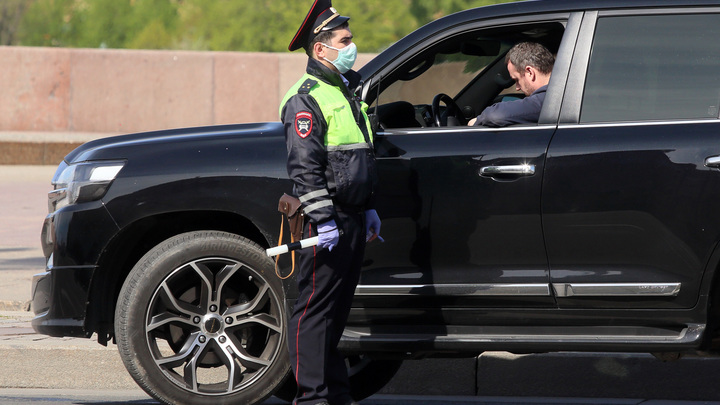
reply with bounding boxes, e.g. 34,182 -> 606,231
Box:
544,9 -> 720,310
352,13 -> 581,327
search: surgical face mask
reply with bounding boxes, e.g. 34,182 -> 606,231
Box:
322,42 -> 357,74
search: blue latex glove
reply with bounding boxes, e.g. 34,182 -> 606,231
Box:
317,219 -> 340,251
365,209 -> 382,242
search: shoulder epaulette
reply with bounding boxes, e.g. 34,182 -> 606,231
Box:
298,78 -> 318,94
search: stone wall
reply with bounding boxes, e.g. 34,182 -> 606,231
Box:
0,46 -> 376,135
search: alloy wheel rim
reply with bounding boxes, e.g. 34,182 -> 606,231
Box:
144,257 -> 284,395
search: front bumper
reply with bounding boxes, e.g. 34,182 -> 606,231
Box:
31,201 -> 118,338
31,262 -> 96,337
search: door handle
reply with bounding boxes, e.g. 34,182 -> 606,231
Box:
705,155 -> 720,168
480,164 -> 536,177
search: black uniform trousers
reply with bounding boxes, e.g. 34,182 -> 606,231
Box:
288,210 -> 365,405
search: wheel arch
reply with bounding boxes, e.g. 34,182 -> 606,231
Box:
84,209 -> 271,344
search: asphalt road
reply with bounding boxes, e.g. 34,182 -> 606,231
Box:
0,165 -> 53,308
1,390 -> 718,405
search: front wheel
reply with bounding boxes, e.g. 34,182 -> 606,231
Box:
115,231 -> 291,405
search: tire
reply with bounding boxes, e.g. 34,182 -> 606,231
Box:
115,231 -> 291,405
273,355 -> 403,402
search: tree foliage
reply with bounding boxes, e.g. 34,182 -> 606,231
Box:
14,0 -> 518,52
1,0 -> 34,45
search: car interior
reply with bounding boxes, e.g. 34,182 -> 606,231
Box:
367,21 -> 566,129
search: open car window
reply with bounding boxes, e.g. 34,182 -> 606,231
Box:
380,45 -> 508,107
369,21 -> 566,129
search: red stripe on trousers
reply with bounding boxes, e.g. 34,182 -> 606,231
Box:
294,224 -> 317,395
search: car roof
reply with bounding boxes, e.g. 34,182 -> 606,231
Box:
460,0 -> 720,16
360,0 -> 720,77
440,0 -> 720,35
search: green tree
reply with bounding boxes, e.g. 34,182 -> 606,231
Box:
125,0 -> 179,49
17,0 -> 179,49
76,0 -> 134,48
176,0 -> 306,52
75,0 -> 179,49
129,19 -> 174,49
0,0 -> 34,45
16,0 -> 77,47
342,0 -> 417,53
15,0 -> 519,52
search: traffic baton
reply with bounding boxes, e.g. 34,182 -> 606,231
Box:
266,236 -> 320,257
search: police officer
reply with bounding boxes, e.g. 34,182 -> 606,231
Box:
279,1 -> 380,404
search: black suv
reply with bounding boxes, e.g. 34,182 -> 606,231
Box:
32,1 -> 720,404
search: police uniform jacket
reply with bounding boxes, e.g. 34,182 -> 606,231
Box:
280,58 -> 377,225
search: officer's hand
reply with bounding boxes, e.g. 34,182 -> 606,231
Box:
317,220 -> 340,251
365,209 -> 382,243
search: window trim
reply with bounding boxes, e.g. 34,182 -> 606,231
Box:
378,123 -> 555,138
560,7 -> 720,125
365,13 -> 574,130
557,118 -> 720,131
538,12 -> 583,125
598,7 -> 720,18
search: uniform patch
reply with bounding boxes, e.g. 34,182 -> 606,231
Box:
295,112 -> 313,138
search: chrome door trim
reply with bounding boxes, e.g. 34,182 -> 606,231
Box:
480,164 -> 536,176
552,283 -> 681,297
355,283 -> 681,298
355,284 -> 550,296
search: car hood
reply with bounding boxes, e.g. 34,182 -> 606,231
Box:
65,122 -> 285,164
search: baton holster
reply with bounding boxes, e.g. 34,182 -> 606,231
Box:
275,194 -> 305,279
279,194 -> 304,242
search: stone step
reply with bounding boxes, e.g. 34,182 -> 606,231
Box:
0,132 -> 112,165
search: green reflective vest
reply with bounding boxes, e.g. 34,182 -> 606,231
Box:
280,73 -> 373,147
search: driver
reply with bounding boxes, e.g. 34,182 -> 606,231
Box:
469,42 -> 555,127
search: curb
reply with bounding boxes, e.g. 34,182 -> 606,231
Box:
0,132 -> 111,165
0,301 -> 31,311
0,140 -> 84,165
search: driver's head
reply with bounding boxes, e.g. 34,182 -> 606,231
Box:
505,42 -> 555,96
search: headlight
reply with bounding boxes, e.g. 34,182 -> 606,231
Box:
48,160 -> 125,213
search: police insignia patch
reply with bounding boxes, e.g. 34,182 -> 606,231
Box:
295,112 -> 313,138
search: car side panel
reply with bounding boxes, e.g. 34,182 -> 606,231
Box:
544,122 -> 720,309
544,9 -> 720,310
355,126 -> 555,328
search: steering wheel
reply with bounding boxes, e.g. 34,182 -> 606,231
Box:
431,93 -> 466,127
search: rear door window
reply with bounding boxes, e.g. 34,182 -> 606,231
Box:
580,13 -> 720,123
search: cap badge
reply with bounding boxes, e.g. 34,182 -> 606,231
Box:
313,10 -> 341,34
